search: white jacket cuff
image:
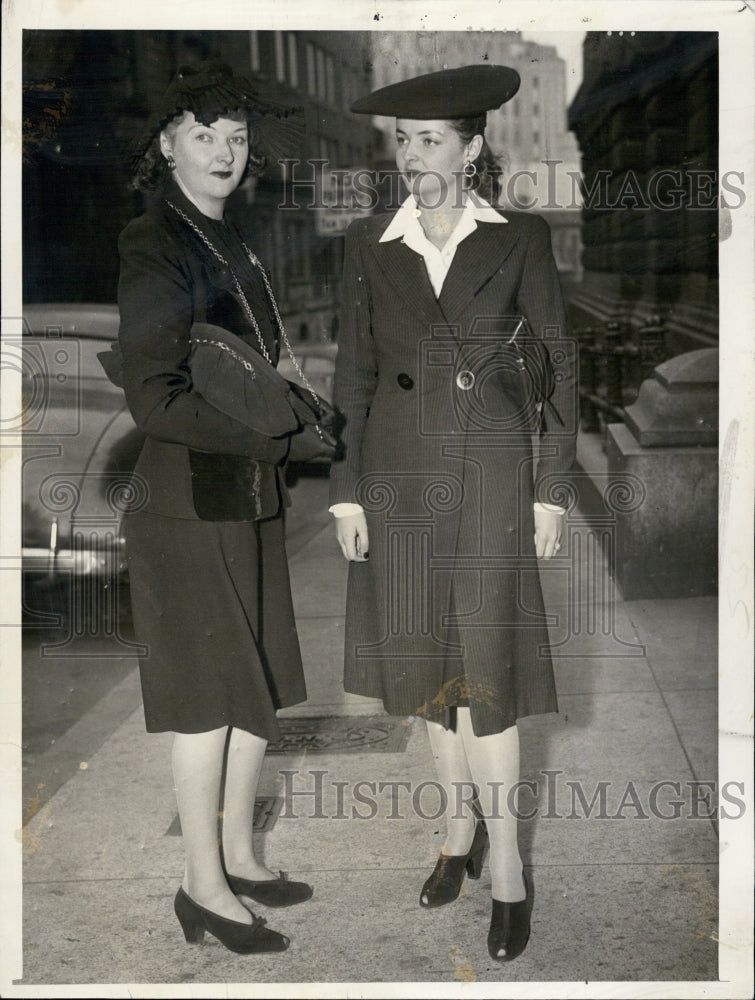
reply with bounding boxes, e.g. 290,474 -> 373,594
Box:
534,502 -> 565,514
329,503 -> 364,517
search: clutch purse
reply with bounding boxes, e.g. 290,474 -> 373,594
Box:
98,323 -> 337,453
504,321 -> 564,427
188,322 -> 319,437
188,324 -> 337,458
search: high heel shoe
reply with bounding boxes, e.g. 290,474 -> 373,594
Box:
487,898 -> 530,962
419,821 -> 489,908
173,888 -> 290,953
225,870 -> 313,908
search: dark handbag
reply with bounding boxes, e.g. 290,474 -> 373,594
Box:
187,323 -> 321,437
189,324 -> 337,460
284,381 -> 338,462
505,321 -> 564,427
98,323 -> 335,449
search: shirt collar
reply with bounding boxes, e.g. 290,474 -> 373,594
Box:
380,191 -> 507,244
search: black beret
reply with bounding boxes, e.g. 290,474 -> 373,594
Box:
350,65 -> 520,118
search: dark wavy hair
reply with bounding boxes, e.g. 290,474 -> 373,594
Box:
130,108 -> 267,194
448,113 -> 505,204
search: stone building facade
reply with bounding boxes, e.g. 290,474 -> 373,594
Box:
567,32 -> 719,598
567,31 -> 718,356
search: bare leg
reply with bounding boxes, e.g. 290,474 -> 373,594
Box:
456,708 -> 526,902
221,726 -> 276,882
172,728 -> 251,923
425,717 -> 477,856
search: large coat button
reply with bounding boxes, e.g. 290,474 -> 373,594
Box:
455,369 -> 475,390
397,373 -> 414,390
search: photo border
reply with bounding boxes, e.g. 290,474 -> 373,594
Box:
2,1 -> 753,997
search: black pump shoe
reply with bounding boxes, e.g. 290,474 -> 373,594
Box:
174,887 -> 290,953
226,870 -> 313,908
420,821 -> 489,908
487,898 -> 530,962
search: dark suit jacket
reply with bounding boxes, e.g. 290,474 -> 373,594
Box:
117,185 -> 290,522
330,208 -> 577,503
329,208 -> 578,735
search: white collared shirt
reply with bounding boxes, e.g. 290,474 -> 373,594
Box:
330,194 -> 563,518
379,191 -> 506,298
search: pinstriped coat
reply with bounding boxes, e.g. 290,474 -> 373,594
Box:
329,208 -> 577,737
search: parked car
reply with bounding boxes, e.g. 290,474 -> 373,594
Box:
20,304 -> 138,582
19,306 -> 338,604
275,340 -> 338,406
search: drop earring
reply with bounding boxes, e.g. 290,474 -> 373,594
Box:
463,161 -> 477,179
167,155 -> 176,170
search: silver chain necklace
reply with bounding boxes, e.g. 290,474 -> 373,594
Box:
165,200 -> 321,413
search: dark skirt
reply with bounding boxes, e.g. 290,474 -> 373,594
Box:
124,510 -> 307,741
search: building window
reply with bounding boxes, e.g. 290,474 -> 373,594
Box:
512,98 -> 519,118
314,136 -> 340,170
274,32 -> 286,83
532,75 -> 540,90
306,42 -> 316,94
341,67 -> 351,111
249,31 -> 260,72
533,103 -> 540,116
316,48 -> 326,100
287,33 -> 298,88
285,220 -> 306,281
326,54 -> 335,105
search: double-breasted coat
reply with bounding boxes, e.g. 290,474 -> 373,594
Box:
116,183 -> 306,739
329,208 -> 577,737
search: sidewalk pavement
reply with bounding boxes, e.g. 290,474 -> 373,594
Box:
12,466 -> 726,992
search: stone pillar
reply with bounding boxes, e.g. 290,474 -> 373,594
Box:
605,349 -> 717,598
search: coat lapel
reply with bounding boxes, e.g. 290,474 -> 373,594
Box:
364,228 -> 448,329
362,215 -> 521,331
438,222 -> 521,324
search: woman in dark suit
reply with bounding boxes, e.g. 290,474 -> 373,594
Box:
330,66 -> 577,962
116,63 -> 313,954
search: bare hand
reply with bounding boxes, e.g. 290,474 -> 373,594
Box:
534,510 -> 563,559
335,512 -> 370,562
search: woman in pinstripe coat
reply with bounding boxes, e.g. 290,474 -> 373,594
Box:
329,66 -> 577,961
